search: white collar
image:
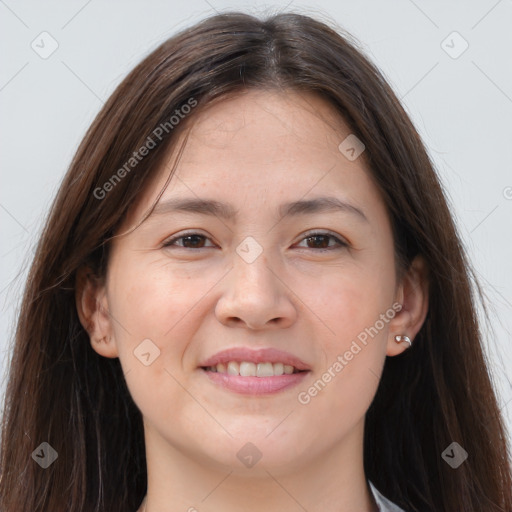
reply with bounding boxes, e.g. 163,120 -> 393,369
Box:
369,481 -> 407,512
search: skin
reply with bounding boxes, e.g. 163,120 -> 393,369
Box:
78,89 -> 429,512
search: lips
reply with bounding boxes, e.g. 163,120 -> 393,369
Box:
199,347 -> 311,395
199,347 -> 311,372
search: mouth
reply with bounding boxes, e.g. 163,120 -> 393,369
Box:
201,361 -> 306,377
199,348 -> 311,395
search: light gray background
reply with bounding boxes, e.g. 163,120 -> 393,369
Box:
1,0 -> 511,441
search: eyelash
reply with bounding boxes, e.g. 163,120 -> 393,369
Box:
162,230 -> 348,252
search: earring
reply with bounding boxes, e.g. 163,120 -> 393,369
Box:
394,335 -> 412,347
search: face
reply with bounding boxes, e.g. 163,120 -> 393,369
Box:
82,90 -> 419,476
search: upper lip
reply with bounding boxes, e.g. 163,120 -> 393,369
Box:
199,347 -> 311,371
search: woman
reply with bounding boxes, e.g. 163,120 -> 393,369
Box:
0,11 -> 510,512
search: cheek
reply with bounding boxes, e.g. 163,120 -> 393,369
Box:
104,253 -> 226,389
299,255 -> 395,414
104,257 -> 214,431
296,285 -> 391,437
110,274 -> 179,341
106,252 -> 220,341
321,285 -> 390,387
311,256 -> 396,350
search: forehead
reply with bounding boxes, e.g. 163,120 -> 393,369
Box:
188,89 -> 348,147
130,89 -> 387,226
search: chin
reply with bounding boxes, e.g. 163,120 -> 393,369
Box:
202,431 -> 313,474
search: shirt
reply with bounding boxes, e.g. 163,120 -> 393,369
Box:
369,481 -> 407,512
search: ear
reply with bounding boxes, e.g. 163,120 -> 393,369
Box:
387,255 -> 429,356
75,266 -> 118,358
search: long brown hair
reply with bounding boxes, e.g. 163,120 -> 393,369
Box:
1,11 -> 510,512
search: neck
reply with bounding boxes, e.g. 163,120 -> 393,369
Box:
138,419 -> 378,512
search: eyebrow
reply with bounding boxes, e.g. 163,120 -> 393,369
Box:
150,196 -> 368,222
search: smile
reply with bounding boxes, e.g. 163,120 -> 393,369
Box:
203,361 -> 304,377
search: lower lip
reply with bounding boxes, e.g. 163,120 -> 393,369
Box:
202,369 -> 309,395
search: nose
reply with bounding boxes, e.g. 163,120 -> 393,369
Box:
215,252 -> 297,330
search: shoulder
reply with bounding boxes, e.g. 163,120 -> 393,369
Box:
369,481 -> 407,512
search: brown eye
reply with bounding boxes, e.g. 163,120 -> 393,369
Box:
180,235 -> 207,248
163,233 -> 214,249
296,232 -> 347,251
306,235 -> 330,249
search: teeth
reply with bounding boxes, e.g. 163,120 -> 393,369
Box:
256,362 -> 273,377
227,361 -> 239,375
240,362 -> 256,377
207,361 -> 301,377
273,363 -> 284,376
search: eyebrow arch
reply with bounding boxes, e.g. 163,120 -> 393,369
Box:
150,196 -> 368,222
